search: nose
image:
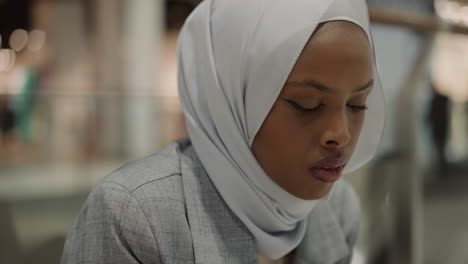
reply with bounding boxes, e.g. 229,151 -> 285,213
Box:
319,112 -> 351,150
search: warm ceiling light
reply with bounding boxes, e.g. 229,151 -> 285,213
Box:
435,0 -> 468,25
27,30 -> 46,52
0,49 -> 16,72
0,49 -> 8,71
9,29 -> 28,52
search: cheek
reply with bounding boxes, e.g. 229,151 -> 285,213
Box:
263,104 -> 321,148
252,104 -> 313,167
347,112 -> 366,149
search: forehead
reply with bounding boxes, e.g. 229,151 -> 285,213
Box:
303,21 -> 371,63
286,21 -> 373,86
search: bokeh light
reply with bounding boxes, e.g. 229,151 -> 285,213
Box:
0,49 -> 16,72
435,0 -> 468,26
9,29 -> 29,52
27,30 -> 46,52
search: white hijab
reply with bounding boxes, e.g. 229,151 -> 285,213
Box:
177,0 -> 384,259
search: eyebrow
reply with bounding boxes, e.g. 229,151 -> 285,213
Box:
286,79 -> 374,93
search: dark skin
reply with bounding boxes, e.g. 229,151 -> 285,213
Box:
252,21 -> 374,200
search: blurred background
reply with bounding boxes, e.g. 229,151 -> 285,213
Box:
0,0 -> 467,263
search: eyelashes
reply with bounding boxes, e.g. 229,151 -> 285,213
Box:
283,99 -> 323,113
282,98 -> 367,113
347,104 -> 368,112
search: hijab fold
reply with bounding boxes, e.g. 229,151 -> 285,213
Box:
177,0 -> 384,259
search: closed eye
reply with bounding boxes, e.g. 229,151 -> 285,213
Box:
347,104 -> 368,112
283,98 -> 323,113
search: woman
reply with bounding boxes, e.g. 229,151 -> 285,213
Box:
62,0 -> 384,263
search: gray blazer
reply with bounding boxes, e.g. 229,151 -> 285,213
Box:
62,139 -> 360,264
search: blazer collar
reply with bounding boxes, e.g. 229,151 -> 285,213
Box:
181,144 -> 349,264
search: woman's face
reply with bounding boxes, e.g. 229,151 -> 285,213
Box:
252,21 -> 373,200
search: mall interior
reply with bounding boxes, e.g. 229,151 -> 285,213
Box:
1,0 -> 468,263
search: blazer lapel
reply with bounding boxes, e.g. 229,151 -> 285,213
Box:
294,200 -> 349,264
181,147 -> 257,264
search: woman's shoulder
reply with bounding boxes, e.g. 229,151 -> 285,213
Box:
79,138 -> 196,224
99,138 -> 193,200
62,139 -> 196,263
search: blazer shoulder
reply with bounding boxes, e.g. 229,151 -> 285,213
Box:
63,139 -> 196,263
101,139 -> 192,193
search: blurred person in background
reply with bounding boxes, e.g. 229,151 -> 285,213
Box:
0,48 -> 39,162
0,65 -> 18,161
426,81 -> 450,173
8,49 -> 39,145
0,92 -> 16,156
61,0 -> 384,263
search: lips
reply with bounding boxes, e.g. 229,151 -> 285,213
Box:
309,156 -> 345,183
